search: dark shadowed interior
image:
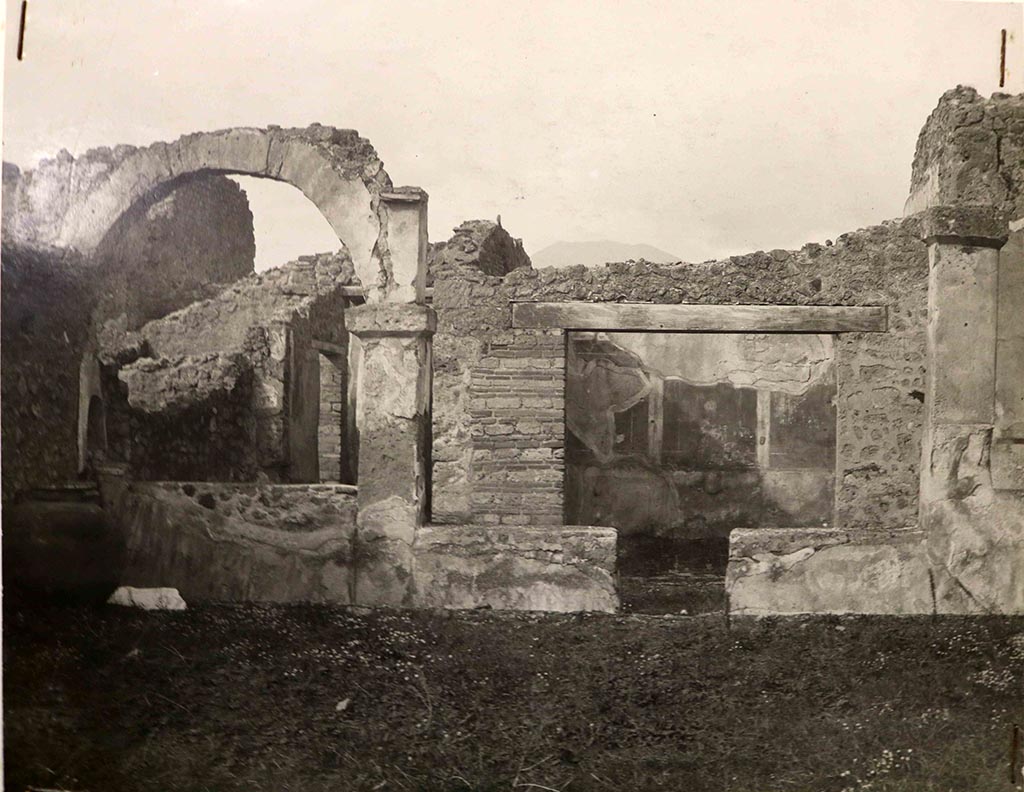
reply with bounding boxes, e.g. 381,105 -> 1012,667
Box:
565,331 -> 837,612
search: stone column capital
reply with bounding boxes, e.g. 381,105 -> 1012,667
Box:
919,205 -> 1010,249
346,303 -> 436,339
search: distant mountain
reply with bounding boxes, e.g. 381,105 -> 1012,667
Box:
530,240 -> 680,269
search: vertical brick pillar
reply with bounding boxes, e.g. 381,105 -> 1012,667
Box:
346,303 -> 436,606
918,206 -> 1019,612
470,329 -> 566,525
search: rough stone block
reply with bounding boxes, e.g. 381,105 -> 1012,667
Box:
108,586 -> 187,611
919,204 -> 1010,246
412,524 -> 618,612
726,527 -> 932,615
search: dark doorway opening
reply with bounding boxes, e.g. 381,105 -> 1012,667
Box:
565,330 -> 837,614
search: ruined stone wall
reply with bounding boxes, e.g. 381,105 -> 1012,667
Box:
3,157 -> 255,332
1,244 -> 96,499
427,220 -> 531,285
2,147 -> 120,248
105,477 -> 616,611
91,177 -> 255,331
121,252 -> 354,358
110,364 -> 260,482
433,218 -> 929,531
1,160 -> 256,500
103,252 -> 356,482
111,481 -> 359,603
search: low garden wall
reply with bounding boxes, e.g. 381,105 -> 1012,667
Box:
104,477 -> 617,612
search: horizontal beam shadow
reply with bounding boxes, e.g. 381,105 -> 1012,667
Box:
511,302 -> 888,333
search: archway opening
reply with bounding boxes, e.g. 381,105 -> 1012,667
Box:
89,169 -> 364,486
228,175 -> 343,272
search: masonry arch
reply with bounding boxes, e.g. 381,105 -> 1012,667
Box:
57,126 -> 394,298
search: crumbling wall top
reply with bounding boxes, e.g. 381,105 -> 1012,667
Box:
103,249 -> 357,362
907,86 -> 1024,218
427,219 -> 531,285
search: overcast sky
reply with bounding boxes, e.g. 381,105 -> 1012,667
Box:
3,0 -> 1022,269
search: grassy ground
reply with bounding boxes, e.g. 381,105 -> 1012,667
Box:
4,596 -> 1024,792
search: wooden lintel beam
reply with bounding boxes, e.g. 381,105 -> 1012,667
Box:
311,339 -> 347,355
337,286 -> 433,303
511,302 -> 888,333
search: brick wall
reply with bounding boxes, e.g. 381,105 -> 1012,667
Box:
469,330 -> 565,524
318,353 -> 345,483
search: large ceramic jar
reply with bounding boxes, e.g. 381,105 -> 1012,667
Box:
3,484 -> 126,604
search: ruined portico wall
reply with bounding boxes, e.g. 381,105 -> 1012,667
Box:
432,219 -> 929,530
0,165 -> 256,501
728,88 -> 1024,615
